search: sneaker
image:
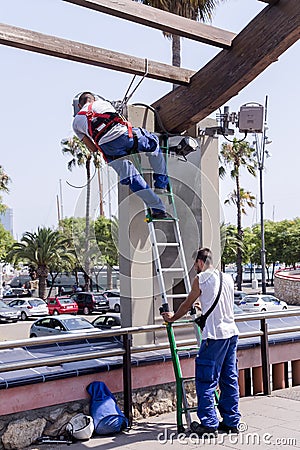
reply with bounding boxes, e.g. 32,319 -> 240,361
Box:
190,421 -> 218,438
218,422 -> 239,434
154,188 -> 169,195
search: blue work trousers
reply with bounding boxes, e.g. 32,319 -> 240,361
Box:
195,335 -> 241,429
100,128 -> 168,212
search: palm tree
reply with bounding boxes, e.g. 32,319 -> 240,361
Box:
137,0 -> 226,70
7,227 -> 75,299
61,136 -> 102,291
225,188 -> 256,215
0,165 -> 10,214
220,223 -> 241,272
219,139 -> 256,290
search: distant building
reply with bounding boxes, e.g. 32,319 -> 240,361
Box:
0,208 -> 13,236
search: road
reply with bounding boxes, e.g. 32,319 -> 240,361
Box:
0,306 -> 298,343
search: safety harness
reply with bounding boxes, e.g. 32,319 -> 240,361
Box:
77,103 -> 139,161
78,103 -> 133,143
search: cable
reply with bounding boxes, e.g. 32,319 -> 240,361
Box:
131,102 -> 178,137
118,59 -> 149,112
220,131 -> 248,144
217,107 -> 248,143
66,167 -> 97,189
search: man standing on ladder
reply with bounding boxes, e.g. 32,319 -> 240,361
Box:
161,247 -> 241,437
72,92 -> 169,219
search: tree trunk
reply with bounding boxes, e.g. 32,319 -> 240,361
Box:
106,264 -> 113,290
172,34 -> 181,90
37,265 -> 49,300
48,272 -> 59,298
271,261 -> 275,286
84,157 -> 91,291
236,171 -> 243,291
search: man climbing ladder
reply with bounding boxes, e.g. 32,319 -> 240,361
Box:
72,91 -> 169,219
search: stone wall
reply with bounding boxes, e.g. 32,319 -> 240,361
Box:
274,272 -> 300,306
0,381 -> 196,450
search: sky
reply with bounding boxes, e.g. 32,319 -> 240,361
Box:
0,0 -> 299,238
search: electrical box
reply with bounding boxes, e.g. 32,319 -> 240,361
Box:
238,105 -> 264,133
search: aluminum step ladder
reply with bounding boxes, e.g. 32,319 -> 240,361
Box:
135,136 -> 202,432
145,201 -> 202,432
133,136 -> 218,432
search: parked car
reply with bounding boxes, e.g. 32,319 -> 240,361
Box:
3,287 -> 32,299
47,296 -> 78,315
234,290 -> 246,306
69,292 -> 109,315
9,275 -> 31,288
29,315 -> 96,337
0,300 -> 20,323
8,298 -> 49,321
92,313 -> 121,330
239,295 -> 288,313
102,290 -> 120,313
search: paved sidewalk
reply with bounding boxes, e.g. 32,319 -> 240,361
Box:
28,386 -> 300,450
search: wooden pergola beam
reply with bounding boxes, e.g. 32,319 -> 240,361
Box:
152,0 -> 300,132
0,23 -> 194,85
64,0 -> 235,49
259,0 -> 280,4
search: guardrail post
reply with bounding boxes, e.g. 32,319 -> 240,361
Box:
260,318 -> 271,395
123,333 -> 133,427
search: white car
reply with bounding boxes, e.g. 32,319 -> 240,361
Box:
239,294 -> 288,313
103,290 -> 120,313
8,298 -> 49,321
0,300 -> 21,322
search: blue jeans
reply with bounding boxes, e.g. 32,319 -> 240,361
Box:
100,128 -> 168,212
195,335 -> 240,429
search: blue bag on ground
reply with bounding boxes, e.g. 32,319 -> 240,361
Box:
87,381 -> 128,435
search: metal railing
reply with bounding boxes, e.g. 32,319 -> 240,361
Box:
0,309 -> 300,425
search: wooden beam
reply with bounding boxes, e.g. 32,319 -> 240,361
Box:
259,0 -> 280,4
64,0 -> 235,49
152,0 -> 300,132
0,23 -> 194,85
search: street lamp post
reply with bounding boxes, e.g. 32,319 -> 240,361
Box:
253,96 -> 271,295
258,152 -> 267,294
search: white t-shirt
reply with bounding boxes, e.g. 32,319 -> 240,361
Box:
72,99 -> 127,145
197,269 -> 239,340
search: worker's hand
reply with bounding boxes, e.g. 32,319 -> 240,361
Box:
194,301 -> 201,312
161,311 -> 175,323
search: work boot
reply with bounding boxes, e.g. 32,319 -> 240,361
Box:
190,421 -> 218,438
154,188 -> 169,195
218,421 -> 240,434
151,210 -> 172,220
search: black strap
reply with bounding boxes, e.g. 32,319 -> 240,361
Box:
129,130 -> 139,153
202,271 -> 223,320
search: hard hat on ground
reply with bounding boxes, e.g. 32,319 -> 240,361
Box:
66,413 -> 94,440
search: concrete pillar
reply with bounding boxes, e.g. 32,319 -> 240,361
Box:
119,106 -> 155,346
292,360 -> 300,386
118,108 -> 220,345
199,126 -> 221,267
119,187 -> 154,346
253,366 -> 263,395
187,119 -> 221,267
272,363 -> 286,390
